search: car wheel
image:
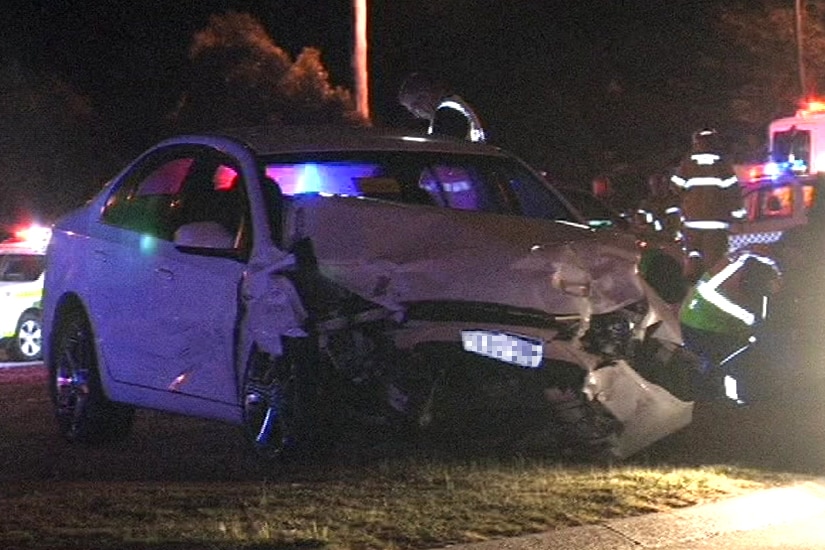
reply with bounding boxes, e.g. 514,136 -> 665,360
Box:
11,310 -> 43,361
242,340 -> 329,460
49,307 -> 134,444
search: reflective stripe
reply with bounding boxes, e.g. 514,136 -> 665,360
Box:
665,206 -> 682,215
721,175 -> 738,188
728,231 -> 784,253
731,208 -> 747,219
724,375 -> 740,402
671,175 -> 687,187
681,176 -> 735,189
695,252 -> 780,327
683,220 -> 730,229
697,260 -> 756,326
691,153 -> 721,165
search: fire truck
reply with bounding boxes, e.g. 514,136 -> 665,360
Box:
729,101 -> 825,252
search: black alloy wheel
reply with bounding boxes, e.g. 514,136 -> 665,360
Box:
242,341 -> 329,460
49,307 -> 134,444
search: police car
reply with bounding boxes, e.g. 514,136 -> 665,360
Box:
0,226 -> 50,361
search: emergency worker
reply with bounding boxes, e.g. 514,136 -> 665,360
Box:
679,250 -> 781,399
671,129 -> 746,281
739,196 -> 825,401
398,72 -> 486,143
635,172 -> 682,241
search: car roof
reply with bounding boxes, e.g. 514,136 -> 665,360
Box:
196,124 -> 509,157
0,242 -> 45,256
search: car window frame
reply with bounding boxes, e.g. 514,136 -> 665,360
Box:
101,145 -> 253,261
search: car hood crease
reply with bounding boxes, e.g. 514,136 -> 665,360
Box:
285,195 -> 645,316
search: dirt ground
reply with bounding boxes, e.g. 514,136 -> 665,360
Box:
2,364 -> 824,484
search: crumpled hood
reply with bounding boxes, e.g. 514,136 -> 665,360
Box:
284,195 -> 645,316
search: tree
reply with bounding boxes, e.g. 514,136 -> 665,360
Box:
0,59 -> 113,223
714,1 -> 825,159
171,11 -> 365,131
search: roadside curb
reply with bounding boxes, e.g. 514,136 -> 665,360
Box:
434,480 -> 825,550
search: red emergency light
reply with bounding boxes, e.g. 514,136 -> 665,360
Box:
10,224 -> 52,247
795,98 -> 825,117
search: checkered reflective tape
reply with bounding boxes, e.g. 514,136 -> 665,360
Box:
728,231 -> 784,253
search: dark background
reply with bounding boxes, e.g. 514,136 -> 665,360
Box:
1,1 -> 743,221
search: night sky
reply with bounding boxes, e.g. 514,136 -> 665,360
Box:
4,1 -> 727,197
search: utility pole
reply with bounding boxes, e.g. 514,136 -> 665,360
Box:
796,0 -> 807,99
353,0 -> 370,123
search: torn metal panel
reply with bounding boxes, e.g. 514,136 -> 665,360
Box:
584,361 -> 694,459
241,245 -> 308,358
282,195 -> 694,458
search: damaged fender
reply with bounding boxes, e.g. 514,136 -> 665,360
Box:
239,244 -> 308,364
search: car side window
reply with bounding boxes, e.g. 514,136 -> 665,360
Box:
175,162 -> 246,250
102,155 -> 195,240
102,149 -> 248,253
0,255 -> 45,282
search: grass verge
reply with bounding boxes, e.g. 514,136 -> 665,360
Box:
0,461 -> 801,550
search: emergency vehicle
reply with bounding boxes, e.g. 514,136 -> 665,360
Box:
0,225 -> 50,361
729,100 -> 825,252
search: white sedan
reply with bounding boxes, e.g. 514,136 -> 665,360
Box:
42,125 -> 696,460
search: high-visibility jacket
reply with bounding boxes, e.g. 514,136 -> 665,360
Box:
670,148 -> 745,229
680,252 -> 780,335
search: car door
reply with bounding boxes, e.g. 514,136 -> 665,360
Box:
91,145 -> 248,406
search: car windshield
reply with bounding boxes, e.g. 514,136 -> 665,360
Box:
260,151 -> 578,222
772,128 -> 811,167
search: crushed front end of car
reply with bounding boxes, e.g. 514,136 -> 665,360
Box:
245,194 -> 699,459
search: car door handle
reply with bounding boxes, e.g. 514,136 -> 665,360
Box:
155,268 -> 174,281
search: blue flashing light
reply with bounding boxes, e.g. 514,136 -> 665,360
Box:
296,163 -> 323,194
267,162 -> 380,196
763,159 -> 808,181
763,162 -> 780,178
789,158 -> 808,173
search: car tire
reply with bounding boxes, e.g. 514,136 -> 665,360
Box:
10,310 -> 43,362
242,340 -> 331,460
48,307 -> 135,444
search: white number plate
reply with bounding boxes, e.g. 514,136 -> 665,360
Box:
460,330 -> 543,368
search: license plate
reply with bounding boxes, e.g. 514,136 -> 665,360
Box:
460,330 -> 543,368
